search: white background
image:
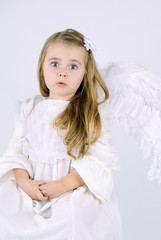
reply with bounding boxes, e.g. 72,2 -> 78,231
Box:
0,0 -> 161,239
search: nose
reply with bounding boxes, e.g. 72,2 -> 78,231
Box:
58,73 -> 67,78
57,68 -> 68,78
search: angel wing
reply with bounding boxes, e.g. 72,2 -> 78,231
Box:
101,62 -> 161,183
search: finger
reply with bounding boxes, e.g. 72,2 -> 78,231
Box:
38,181 -> 46,186
39,183 -> 46,189
39,184 -> 46,190
39,187 -> 48,197
41,189 -> 47,194
37,189 -> 48,201
42,193 -> 48,197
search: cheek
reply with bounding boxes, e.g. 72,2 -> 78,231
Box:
43,67 -> 56,82
43,72 -> 52,89
79,71 -> 85,84
73,74 -> 84,89
43,65 -> 49,77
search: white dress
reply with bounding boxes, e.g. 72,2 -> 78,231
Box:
0,95 -> 122,240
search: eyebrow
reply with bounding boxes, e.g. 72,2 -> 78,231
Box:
48,57 -> 82,65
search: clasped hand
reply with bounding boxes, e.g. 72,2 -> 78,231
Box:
23,179 -> 68,201
38,180 -> 68,200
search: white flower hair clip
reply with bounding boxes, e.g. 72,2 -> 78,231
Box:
83,37 -> 96,53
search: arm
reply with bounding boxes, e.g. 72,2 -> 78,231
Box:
39,169 -> 85,199
61,169 -> 85,191
71,104 -> 119,202
0,98 -> 36,179
14,168 -> 30,185
0,96 -> 42,180
14,168 -> 48,201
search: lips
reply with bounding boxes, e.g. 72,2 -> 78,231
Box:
56,82 -> 67,87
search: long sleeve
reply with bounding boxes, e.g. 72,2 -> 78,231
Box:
71,101 -> 119,202
0,96 -> 40,180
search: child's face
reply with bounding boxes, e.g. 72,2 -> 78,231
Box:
42,41 -> 86,100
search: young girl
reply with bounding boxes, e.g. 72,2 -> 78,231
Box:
0,29 -> 122,240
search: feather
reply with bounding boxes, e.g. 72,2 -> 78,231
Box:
101,62 -> 161,183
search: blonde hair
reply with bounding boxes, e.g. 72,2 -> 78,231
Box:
38,29 -> 109,159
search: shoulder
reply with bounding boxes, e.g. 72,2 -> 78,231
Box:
17,95 -> 43,118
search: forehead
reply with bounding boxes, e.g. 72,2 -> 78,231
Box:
45,41 -> 86,61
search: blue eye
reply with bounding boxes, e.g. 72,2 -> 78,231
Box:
70,65 -> 77,70
51,62 -> 59,67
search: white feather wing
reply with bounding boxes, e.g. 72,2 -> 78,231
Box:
101,62 -> 161,183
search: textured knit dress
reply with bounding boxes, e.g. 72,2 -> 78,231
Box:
0,95 -> 122,240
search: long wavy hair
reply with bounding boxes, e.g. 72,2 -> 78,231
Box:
38,29 -> 109,159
